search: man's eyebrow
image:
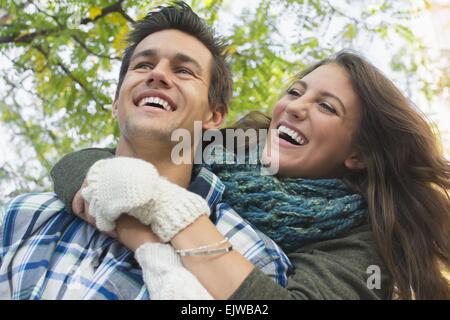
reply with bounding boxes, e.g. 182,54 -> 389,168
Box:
294,80 -> 346,114
130,49 -> 158,62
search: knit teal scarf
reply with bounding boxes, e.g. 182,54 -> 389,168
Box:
203,148 -> 368,254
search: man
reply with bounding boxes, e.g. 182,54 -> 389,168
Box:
0,2 -> 291,299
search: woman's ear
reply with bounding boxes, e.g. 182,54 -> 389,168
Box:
112,100 -> 118,118
344,151 -> 367,171
202,105 -> 227,130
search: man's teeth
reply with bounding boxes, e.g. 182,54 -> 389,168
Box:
278,125 -> 306,145
138,96 -> 172,111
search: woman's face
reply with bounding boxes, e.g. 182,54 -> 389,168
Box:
264,63 -> 363,179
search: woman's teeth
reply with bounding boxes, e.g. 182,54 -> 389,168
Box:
278,125 -> 306,145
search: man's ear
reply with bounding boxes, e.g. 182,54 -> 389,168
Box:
202,105 -> 227,130
112,100 -> 119,118
344,151 -> 367,171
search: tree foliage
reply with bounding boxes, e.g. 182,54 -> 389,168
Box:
0,0 -> 445,204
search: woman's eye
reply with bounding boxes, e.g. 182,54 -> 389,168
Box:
319,102 -> 337,114
287,88 -> 303,96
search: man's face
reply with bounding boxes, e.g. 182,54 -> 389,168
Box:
113,29 -> 222,149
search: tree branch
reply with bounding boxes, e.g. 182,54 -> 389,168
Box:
2,72 -> 54,114
27,1 -> 121,61
2,76 -> 65,164
71,34 -> 121,61
0,1 -> 134,45
0,29 -> 59,44
117,7 -> 135,24
79,1 -> 134,25
324,0 -> 361,26
32,45 -> 107,110
4,94 -> 53,170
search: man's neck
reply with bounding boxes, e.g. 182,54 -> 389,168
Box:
115,138 -> 193,188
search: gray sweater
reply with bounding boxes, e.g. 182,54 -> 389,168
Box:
230,223 -> 390,299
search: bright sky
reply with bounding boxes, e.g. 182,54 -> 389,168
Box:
408,0 -> 450,156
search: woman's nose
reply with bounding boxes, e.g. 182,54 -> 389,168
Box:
285,100 -> 309,120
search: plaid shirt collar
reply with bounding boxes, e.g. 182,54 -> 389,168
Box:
188,166 -> 225,222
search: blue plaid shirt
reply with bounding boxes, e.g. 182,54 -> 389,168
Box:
0,167 -> 293,300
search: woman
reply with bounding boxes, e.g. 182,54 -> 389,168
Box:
53,50 -> 450,299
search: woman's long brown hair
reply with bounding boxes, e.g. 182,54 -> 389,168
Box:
234,50 -> 450,299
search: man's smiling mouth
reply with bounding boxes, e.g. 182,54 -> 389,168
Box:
137,96 -> 175,112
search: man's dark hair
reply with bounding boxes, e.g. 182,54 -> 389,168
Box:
115,1 -> 232,113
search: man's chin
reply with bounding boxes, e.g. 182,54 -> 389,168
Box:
125,122 -> 173,141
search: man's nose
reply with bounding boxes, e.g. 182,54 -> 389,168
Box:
146,62 -> 172,88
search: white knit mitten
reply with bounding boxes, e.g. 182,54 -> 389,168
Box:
144,176 -> 210,242
81,157 -> 159,232
135,243 -> 213,300
82,157 -> 210,241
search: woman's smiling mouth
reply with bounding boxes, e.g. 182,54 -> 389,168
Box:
276,123 -> 309,147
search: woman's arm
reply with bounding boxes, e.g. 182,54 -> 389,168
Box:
113,216 -> 389,300
170,220 -> 390,300
50,148 -> 115,213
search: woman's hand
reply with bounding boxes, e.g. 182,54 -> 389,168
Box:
77,157 -> 210,243
80,157 -> 160,232
72,179 -> 160,250
72,179 -> 117,238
